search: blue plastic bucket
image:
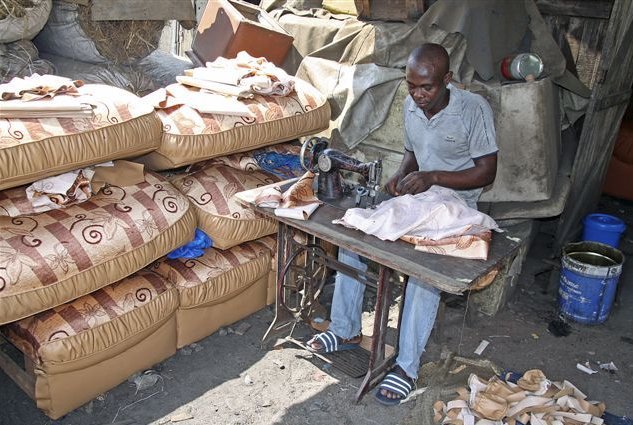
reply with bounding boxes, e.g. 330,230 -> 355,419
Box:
558,241 -> 624,324
582,213 -> 626,248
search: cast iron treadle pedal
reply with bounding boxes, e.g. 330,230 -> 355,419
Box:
320,348 -> 370,378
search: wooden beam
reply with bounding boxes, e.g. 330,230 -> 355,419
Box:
596,89 -> 632,110
0,339 -> 35,400
535,0 -> 613,19
91,0 -> 195,21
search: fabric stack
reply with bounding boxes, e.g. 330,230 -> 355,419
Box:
0,51 -> 330,419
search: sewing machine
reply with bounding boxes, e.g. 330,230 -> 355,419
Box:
299,137 -> 384,209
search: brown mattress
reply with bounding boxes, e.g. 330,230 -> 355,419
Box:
171,164 -> 280,250
0,171 -> 196,325
0,84 -> 162,191
1,269 -> 178,419
134,78 -> 330,170
151,235 -> 276,347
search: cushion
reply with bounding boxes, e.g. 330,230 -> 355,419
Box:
171,164 -> 279,250
0,84 -> 162,191
0,269 -> 179,419
134,78 -> 330,170
0,171 -> 196,325
151,235 -> 276,346
188,141 -> 304,179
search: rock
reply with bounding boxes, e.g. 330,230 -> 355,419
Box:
218,328 -> 228,336
170,412 -> 194,422
243,374 -> 254,385
234,322 -> 251,336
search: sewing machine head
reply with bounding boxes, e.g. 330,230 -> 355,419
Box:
300,137 -> 382,208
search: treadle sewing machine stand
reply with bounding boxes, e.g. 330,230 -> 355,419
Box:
244,137 -> 520,402
261,220 -> 405,402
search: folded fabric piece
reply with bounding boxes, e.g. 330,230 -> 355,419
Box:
0,96 -> 95,119
255,186 -> 283,208
280,171 -> 320,208
201,51 -> 296,97
166,228 -> 213,259
21,161 -> 145,216
274,203 -> 320,221
0,74 -> 83,101
333,186 -> 498,260
333,186 -> 498,241
401,231 -> 492,260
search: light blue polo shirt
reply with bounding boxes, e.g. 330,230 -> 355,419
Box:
403,85 -> 497,208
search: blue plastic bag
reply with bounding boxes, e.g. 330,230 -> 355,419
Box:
167,228 -> 213,260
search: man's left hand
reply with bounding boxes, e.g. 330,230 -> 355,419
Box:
395,171 -> 436,195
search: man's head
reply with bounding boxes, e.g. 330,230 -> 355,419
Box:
405,43 -> 453,115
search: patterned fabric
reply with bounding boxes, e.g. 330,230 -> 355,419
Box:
189,142 -> 303,179
152,235 -> 276,291
136,78 -> 330,170
0,171 -> 193,324
1,269 -> 172,362
401,231 -> 492,260
172,165 -> 279,249
157,79 -> 322,137
0,84 -> 152,149
0,83 -> 160,191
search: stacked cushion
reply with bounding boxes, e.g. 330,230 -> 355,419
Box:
0,84 -> 161,190
0,171 -> 196,324
171,165 -> 280,250
1,269 -> 178,419
134,78 -> 330,170
150,235 -> 276,347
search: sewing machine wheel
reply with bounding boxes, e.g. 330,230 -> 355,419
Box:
279,244 -> 328,321
299,137 -> 329,173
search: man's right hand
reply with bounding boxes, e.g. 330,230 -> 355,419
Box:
384,173 -> 404,196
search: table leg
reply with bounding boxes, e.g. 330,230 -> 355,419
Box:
355,266 -> 397,402
261,223 -> 294,346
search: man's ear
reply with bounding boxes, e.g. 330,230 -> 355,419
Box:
443,71 -> 453,86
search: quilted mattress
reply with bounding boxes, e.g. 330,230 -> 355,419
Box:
1,269 -> 178,419
151,235 -> 276,347
0,171 -> 196,325
134,78 -> 330,170
0,84 -> 162,191
171,164 -> 280,250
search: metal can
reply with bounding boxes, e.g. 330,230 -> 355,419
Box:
500,53 -> 544,80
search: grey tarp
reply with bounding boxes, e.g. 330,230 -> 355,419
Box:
266,0 -> 588,149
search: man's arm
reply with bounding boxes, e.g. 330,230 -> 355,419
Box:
395,154 -> 497,196
384,149 -> 419,196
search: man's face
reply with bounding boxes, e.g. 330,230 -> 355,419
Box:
405,61 -> 450,114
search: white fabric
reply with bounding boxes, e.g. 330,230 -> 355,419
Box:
332,186 -> 498,241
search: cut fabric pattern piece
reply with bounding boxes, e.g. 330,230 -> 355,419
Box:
434,369 -> 606,424
280,171 -> 320,208
401,231 -> 492,260
0,74 -> 83,101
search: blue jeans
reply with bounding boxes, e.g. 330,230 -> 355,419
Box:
329,248 -> 441,380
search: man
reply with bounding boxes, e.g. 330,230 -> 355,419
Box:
307,43 -> 498,405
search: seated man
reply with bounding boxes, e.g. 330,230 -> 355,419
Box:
306,43 -> 498,405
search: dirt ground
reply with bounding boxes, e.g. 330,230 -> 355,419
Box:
1,196 -> 632,425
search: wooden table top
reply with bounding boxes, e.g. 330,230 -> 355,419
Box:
237,182 -> 521,294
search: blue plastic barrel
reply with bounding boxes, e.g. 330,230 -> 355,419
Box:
583,213 -> 626,248
558,241 -> 624,324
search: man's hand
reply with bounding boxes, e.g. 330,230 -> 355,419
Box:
395,171 -> 436,195
384,172 -> 404,196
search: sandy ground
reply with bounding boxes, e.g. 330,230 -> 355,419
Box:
1,197 -> 632,424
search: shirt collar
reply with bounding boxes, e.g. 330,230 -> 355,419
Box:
407,84 -> 461,116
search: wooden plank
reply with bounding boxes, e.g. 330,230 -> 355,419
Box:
0,339 -> 35,400
535,0 -> 613,19
596,89 -> 632,110
239,184 -> 521,295
91,0 -> 195,21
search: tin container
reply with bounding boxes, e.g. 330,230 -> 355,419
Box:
500,53 -> 544,80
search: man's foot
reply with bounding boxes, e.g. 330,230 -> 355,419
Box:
305,330 -> 362,354
374,365 -> 415,406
